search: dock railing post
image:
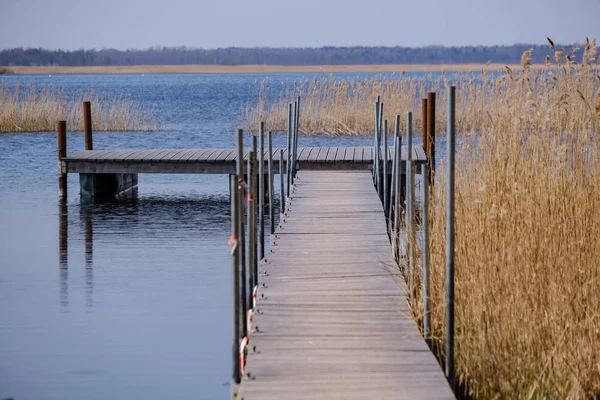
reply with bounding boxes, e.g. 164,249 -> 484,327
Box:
248,137 -> 257,307
236,129 -> 248,335
445,86 -> 456,385
378,102 -> 384,198
83,101 -> 93,151
268,131 -> 275,235
293,96 -> 300,179
286,103 -> 292,198
422,162 -> 430,340
387,135 -> 397,233
258,122 -> 265,260
229,175 -> 241,388
428,92 -> 436,185
383,119 -> 389,215
58,121 -> 67,198
406,112 -> 415,300
279,149 -> 284,218
393,115 -> 402,260
373,99 -> 380,186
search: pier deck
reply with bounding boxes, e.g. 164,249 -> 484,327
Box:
238,171 -> 453,399
63,146 -> 426,174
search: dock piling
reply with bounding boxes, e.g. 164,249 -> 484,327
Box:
427,92 -> 436,185
445,86 -> 456,385
422,162 -> 430,340
393,115 -> 402,260
406,112 -> 415,301
268,131 -> 274,235
83,101 -> 93,150
58,120 -> 67,198
248,137 -> 257,305
236,129 -> 248,336
229,174 -> 241,387
383,119 -> 389,215
421,98 -> 428,154
293,96 -> 300,179
258,122 -> 265,260
373,100 -> 380,189
286,104 -> 292,198
279,149 -> 284,217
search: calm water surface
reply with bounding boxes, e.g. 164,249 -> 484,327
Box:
0,73 -> 399,399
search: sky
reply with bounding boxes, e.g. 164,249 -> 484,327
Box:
0,0 -> 598,50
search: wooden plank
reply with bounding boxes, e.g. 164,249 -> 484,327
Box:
171,148 -> 198,162
216,148 -> 236,162
163,149 -> 187,161
237,170 -> 455,400
325,147 -> 338,162
344,147 -> 355,162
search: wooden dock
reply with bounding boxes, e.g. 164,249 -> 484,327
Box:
237,171 -> 454,399
63,146 -> 426,174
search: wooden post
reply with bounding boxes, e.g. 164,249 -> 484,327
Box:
378,102 -> 384,198
445,86 -> 456,385
286,103 -> 292,198
251,137 -> 259,289
236,129 -> 248,336
58,120 -> 67,198
258,122 -> 265,260
268,131 -> 275,235
422,162 -> 430,340
428,92 -> 436,184
229,175 -> 241,387
291,100 -> 298,184
83,101 -> 93,150
383,119 -> 389,214
406,112 -> 415,301
421,98 -> 428,153
279,149 -> 284,217
248,138 -> 257,306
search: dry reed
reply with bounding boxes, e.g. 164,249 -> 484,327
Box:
0,83 -> 160,133
403,42 -> 600,398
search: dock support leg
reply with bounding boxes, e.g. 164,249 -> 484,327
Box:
79,173 -> 138,199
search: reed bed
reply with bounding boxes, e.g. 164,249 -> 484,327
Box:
0,83 -> 160,133
245,52 -> 599,137
404,42 -> 600,398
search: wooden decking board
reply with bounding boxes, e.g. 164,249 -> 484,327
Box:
237,170 -> 454,399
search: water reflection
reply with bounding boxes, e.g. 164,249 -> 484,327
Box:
82,202 -> 94,308
58,198 -> 69,309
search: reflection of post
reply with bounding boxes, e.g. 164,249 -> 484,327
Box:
58,198 -> 68,308
83,204 -> 94,308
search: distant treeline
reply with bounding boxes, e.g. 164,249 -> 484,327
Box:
0,43 -> 590,67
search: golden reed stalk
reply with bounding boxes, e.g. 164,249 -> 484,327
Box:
0,83 -> 160,133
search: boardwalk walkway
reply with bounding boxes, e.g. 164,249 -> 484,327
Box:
238,171 -> 454,399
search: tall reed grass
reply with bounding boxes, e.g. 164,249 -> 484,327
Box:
246,44 -> 599,137
0,83 -> 160,133
404,40 -> 600,398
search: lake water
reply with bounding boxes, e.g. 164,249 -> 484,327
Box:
0,72 -> 437,399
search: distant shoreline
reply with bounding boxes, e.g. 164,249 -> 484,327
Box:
1,63 -> 525,75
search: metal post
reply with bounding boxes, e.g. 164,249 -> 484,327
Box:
393,115 -> 402,260
235,129 -> 248,336
279,149 -> 284,217
258,122 -> 265,260
422,162 -> 430,340
294,96 -> 300,178
387,135 -> 397,233
406,112 -> 414,300
229,175 -> 241,386
83,101 -> 93,150
445,86 -> 456,384
428,92 -> 436,185
291,101 -> 297,184
383,119 -> 389,214
286,103 -> 292,198
58,121 -> 67,198
248,137 -> 257,307
268,131 -> 275,235
374,100 -> 380,186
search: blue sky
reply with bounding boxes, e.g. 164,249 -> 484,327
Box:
0,0 -> 598,49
